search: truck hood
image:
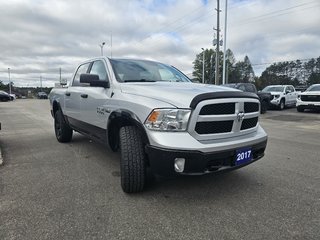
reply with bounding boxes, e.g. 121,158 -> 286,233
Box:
300,91 -> 320,95
269,91 -> 283,95
120,82 -> 239,108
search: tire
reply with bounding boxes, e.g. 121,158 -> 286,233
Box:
54,109 -> 73,143
279,99 -> 285,110
119,126 -> 146,193
260,101 -> 268,114
297,106 -> 304,112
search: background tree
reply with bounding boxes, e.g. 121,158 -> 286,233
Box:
0,80 -> 4,90
193,50 -> 320,88
256,57 -> 320,89
193,48 -> 231,84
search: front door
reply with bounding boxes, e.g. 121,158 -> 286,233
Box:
79,60 -> 112,140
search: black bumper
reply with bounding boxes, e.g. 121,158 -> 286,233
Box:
145,140 -> 267,176
301,104 -> 320,110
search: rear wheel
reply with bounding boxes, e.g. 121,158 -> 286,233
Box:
54,109 -> 73,142
119,126 -> 146,193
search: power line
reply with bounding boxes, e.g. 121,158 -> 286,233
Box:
232,0 -> 318,25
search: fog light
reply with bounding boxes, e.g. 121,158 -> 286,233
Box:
174,158 -> 185,173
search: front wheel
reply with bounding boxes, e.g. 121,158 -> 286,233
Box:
54,109 -> 73,142
297,106 -> 305,112
119,126 -> 146,193
279,99 -> 285,110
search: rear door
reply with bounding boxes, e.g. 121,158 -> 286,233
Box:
288,86 -> 297,104
284,86 -> 292,105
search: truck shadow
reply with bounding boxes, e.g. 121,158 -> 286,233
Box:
67,134 -> 264,200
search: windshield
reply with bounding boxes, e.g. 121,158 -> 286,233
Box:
110,59 -> 191,83
306,85 -> 320,91
262,86 -> 284,92
222,84 -> 236,88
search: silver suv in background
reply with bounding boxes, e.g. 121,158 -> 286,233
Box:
49,57 -> 268,193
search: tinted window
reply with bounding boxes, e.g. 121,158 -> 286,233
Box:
238,85 -> 246,91
90,60 -> 108,81
72,63 -> 90,86
262,86 -> 284,92
246,84 -> 256,93
286,86 -> 294,93
307,85 -> 320,91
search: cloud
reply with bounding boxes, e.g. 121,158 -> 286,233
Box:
0,0 -> 319,87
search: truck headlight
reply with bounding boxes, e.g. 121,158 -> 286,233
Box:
274,95 -> 280,99
145,109 -> 191,131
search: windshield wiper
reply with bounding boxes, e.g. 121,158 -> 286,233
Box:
123,79 -> 156,82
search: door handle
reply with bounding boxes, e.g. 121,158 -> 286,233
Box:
65,92 -> 71,96
81,94 -> 88,98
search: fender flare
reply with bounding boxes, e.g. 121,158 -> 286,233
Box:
107,109 -> 149,151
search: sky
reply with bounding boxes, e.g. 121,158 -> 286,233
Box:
0,0 -> 319,87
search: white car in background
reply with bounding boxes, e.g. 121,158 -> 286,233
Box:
296,84 -> 320,112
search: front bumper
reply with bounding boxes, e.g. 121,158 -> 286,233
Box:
146,139 -> 267,176
270,98 -> 281,106
296,99 -> 320,109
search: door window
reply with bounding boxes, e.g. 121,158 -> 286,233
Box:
72,63 -> 91,86
90,60 -> 109,81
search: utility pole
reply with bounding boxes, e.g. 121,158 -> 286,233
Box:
8,68 -> 11,94
59,67 -> 62,82
201,48 -> 205,84
214,0 -> 221,85
40,76 -> 42,91
110,32 -> 113,58
222,0 -> 228,84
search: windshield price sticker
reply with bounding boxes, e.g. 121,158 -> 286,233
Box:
235,148 -> 252,165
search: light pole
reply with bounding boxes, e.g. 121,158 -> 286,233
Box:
110,33 -> 113,58
8,68 -> 11,94
99,42 -> 105,56
215,0 -> 221,85
222,0 -> 228,84
40,76 -> 42,92
201,48 -> 205,84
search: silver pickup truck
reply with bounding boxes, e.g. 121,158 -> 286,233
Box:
49,57 -> 268,193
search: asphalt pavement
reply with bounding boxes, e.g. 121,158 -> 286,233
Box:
0,99 -> 319,240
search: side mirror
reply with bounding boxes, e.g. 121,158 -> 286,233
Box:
80,73 -> 110,88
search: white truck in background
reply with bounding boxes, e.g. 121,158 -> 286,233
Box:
261,85 -> 298,110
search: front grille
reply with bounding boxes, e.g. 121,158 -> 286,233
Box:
195,121 -> 233,134
244,102 -> 259,113
199,103 -> 235,115
241,117 -> 258,130
190,98 -> 260,139
301,95 -> 320,102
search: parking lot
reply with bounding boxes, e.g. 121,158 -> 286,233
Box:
0,99 -> 319,240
